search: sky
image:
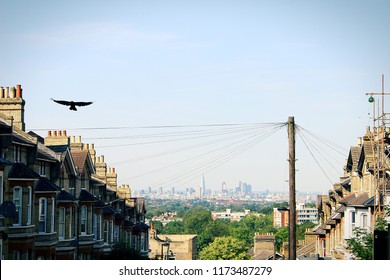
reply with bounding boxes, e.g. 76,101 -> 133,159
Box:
1,0 -> 390,194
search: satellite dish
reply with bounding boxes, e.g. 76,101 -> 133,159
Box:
0,201 -> 17,218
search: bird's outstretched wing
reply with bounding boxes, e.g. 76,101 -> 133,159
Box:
51,98 -> 72,106
74,101 -> 93,107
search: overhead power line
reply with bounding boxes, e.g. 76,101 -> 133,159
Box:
28,122 -> 282,131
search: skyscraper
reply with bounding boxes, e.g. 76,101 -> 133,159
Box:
201,173 -> 206,197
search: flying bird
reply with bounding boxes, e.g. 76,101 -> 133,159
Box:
51,98 -> 93,111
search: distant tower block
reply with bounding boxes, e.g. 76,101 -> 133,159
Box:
0,85 -> 26,131
201,174 -> 206,197
222,181 -> 228,195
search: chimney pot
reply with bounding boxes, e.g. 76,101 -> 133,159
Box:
77,136 -> 81,143
58,130 -> 62,136
112,168 -> 115,173
0,87 -> 4,98
9,87 -> 15,98
54,131 -> 58,137
16,85 -> 22,98
63,130 -> 67,136
5,87 -> 9,98
71,136 -> 75,143
48,131 -> 52,137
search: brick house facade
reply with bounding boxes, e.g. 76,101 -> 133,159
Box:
0,84 -> 149,260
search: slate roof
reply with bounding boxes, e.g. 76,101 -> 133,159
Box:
47,145 -> 78,176
312,226 -> 326,235
103,206 -> 116,215
34,176 -> 61,192
27,131 -> 44,143
363,140 -> 375,158
8,162 -> 40,179
47,145 -> 68,154
346,146 -> 362,172
95,200 -> 105,208
133,222 -> 150,233
90,176 -> 106,187
79,189 -> 97,202
57,190 -> 78,202
348,192 -> 369,206
364,193 -> 384,207
338,192 -> 357,205
252,250 -> 276,260
340,177 -> 351,186
124,220 -> 135,228
36,142 -> 59,160
12,133 -> 36,147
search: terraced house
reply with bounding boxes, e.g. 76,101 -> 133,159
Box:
310,127 -> 390,259
0,85 -> 149,260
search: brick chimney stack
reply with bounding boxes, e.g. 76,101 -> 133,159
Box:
70,135 -> 83,150
0,84 -> 26,131
44,130 -> 70,146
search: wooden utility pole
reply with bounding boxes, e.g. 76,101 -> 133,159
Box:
288,116 -> 297,260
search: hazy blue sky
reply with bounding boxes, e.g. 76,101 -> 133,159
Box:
1,0 -> 390,193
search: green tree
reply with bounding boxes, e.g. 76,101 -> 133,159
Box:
197,219 -> 231,250
182,207 -> 212,235
347,228 -> 373,260
297,222 -> 315,240
231,214 -> 274,246
150,221 -> 164,233
274,227 -> 288,251
199,236 -> 251,260
160,221 -> 185,234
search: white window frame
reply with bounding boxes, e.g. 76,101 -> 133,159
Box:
81,205 -> 88,235
93,214 -> 97,240
104,220 -> 109,243
14,145 -> 21,162
39,161 -> 46,176
114,225 -> 120,243
69,207 -> 73,238
13,187 -> 23,226
39,197 -> 47,233
51,197 -> 55,233
361,213 -> 368,230
99,215 -> 102,240
140,232 -> 146,251
27,187 -> 32,225
58,207 -> 66,240
110,220 -> 114,243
